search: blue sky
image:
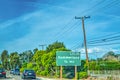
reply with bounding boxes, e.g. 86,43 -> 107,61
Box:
0,0 -> 120,57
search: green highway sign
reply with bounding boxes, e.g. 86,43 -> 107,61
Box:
56,51 -> 81,66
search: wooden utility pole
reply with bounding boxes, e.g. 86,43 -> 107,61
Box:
39,44 -> 46,50
75,16 -> 90,69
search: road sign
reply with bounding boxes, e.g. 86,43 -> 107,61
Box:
56,51 -> 81,66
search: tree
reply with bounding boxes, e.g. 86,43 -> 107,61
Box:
32,50 -> 45,72
10,52 -> 20,69
19,50 -> 33,64
1,50 -> 9,69
46,41 -> 66,53
103,51 -> 117,61
32,41 -> 69,76
26,50 -> 33,62
107,51 -> 115,56
33,48 -> 38,54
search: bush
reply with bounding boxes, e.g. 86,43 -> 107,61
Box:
20,67 -> 25,72
40,71 -> 49,76
33,67 -> 38,72
36,70 -> 41,75
78,72 -> 88,79
27,62 -> 33,69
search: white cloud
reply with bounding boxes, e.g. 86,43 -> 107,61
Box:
0,9 -> 45,30
73,47 -> 120,59
76,47 -> 120,54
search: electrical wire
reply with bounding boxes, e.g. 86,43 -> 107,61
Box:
87,32 -> 120,41
47,0 -> 120,46
54,21 -> 80,40
88,42 -> 120,46
88,34 -> 120,44
49,0 -> 110,43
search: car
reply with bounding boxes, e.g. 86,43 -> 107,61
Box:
10,69 -> 14,74
13,68 -> 20,75
22,69 -> 36,79
0,68 -> 6,78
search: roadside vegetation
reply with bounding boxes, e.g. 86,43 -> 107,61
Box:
0,41 -> 120,79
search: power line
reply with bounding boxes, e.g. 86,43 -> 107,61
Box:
54,18 -> 75,38
88,42 -> 120,47
52,21 -> 80,41
88,34 -> 120,44
45,18 -> 76,44
70,41 -> 83,49
46,0 -> 120,46
88,0 -> 120,15
88,38 -> 120,45
71,32 -> 120,50
69,0 -> 120,49
47,0 -> 111,43
70,0 -> 120,49
88,32 -> 120,41
79,0 -> 106,15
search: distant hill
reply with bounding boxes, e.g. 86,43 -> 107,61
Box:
102,51 -> 120,61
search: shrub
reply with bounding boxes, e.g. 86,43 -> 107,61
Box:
27,62 -> 33,69
78,72 -> 88,79
40,71 -> 49,76
20,67 -> 25,72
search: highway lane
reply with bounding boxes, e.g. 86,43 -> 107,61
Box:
0,71 -> 41,80
9,74 -> 42,80
0,71 -> 14,80
3,71 -> 58,80
13,75 -> 41,80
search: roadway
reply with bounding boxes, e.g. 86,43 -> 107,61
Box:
0,71 -> 69,80
0,71 -> 42,80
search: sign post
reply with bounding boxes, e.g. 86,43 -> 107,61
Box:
60,66 -> 62,80
75,66 -> 77,80
56,51 -> 81,80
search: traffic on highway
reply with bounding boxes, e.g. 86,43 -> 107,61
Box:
0,69 -> 40,80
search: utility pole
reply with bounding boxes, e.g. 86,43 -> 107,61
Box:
75,16 -> 90,69
39,44 -> 46,50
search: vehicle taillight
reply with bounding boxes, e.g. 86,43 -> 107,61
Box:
2,72 -> 6,75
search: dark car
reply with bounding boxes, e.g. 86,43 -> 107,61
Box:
0,68 -> 6,78
22,69 -> 36,79
13,69 -> 20,75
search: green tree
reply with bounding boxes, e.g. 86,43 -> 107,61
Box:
107,51 -> 115,56
1,50 -> 9,69
10,52 -> 20,69
32,41 -> 68,76
33,48 -> 38,54
32,50 -> 45,72
19,50 -> 33,65
46,41 -> 66,53
103,51 -> 117,61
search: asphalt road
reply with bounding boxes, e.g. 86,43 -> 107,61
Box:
0,71 -> 68,80
0,71 -> 42,80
